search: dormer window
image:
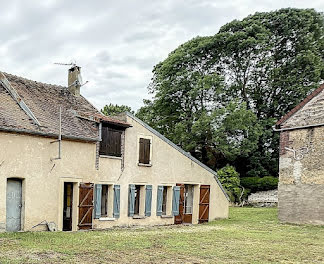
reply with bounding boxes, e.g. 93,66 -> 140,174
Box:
100,124 -> 123,157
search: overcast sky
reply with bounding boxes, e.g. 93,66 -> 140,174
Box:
0,1 -> 323,111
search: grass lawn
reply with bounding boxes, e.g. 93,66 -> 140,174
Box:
1,207 -> 324,263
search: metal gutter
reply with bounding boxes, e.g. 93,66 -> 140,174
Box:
0,126 -> 99,142
125,112 -> 230,201
273,123 -> 324,132
0,72 -> 41,126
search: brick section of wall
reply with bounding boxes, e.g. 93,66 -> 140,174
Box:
95,141 -> 100,170
278,184 -> 324,225
121,130 -> 125,170
279,131 -> 291,156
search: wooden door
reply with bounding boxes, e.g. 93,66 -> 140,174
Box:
199,185 -> 210,224
6,179 -> 22,232
174,184 -> 185,224
78,183 -> 94,230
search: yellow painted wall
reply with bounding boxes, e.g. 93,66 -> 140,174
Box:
0,115 -> 228,232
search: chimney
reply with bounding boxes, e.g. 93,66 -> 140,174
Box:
68,65 -> 82,96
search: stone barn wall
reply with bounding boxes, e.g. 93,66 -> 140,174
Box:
278,126 -> 324,225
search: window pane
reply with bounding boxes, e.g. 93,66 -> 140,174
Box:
162,187 -> 167,215
101,185 -> 108,216
184,185 -> 193,214
134,185 -> 141,215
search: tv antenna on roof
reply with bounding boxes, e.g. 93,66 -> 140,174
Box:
53,60 -> 89,87
54,60 -> 77,67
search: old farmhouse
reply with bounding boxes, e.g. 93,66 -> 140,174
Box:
0,66 -> 229,232
276,83 -> 324,225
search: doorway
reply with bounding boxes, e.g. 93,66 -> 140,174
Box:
63,182 -> 74,231
174,184 -> 194,224
6,179 -> 22,232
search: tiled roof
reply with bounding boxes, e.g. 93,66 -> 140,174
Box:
276,83 -> 324,128
0,72 -> 129,141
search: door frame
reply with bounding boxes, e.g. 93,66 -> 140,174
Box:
63,182 -> 74,231
6,178 -> 24,232
199,185 -> 210,223
58,178 -> 80,231
174,184 -> 199,224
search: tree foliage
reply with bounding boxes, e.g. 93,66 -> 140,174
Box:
217,165 -> 242,202
137,8 -> 324,186
101,103 -> 134,116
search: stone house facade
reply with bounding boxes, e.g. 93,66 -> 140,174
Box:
275,83 -> 324,224
0,66 -> 229,232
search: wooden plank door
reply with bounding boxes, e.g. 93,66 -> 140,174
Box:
199,185 -> 210,223
174,184 -> 185,224
78,183 -> 94,230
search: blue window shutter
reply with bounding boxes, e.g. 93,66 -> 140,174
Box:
156,186 -> 164,216
128,184 -> 136,217
113,185 -> 120,218
172,186 -> 180,216
145,185 -> 152,217
94,184 -> 102,219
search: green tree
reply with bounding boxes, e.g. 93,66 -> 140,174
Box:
101,103 -> 134,116
137,8 -> 324,183
217,165 -> 242,203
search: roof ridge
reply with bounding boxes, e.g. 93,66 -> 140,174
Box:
3,72 -> 66,90
276,83 -> 324,127
125,112 -> 230,201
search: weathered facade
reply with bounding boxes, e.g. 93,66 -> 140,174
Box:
276,84 -> 324,225
0,67 -> 229,232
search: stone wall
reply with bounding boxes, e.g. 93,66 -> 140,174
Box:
248,189 -> 278,207
278,126 -> 324,224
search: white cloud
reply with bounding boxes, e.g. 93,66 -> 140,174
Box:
0,0 -> 323,111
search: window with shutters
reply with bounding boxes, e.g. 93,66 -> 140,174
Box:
138,137 -> 152,165
94,184 -> 115,220
128,185 -> 146,218
157,186 -> 172,217
100,124 -> 123,157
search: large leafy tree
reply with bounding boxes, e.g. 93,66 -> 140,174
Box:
137,8 -> 324,184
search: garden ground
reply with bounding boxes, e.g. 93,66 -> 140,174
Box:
0,207 -> 324,263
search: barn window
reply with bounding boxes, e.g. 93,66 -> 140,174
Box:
139,138 -> 151,165
100,124 -> 123,157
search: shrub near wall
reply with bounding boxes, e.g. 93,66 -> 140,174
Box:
241,176 -> 278,193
